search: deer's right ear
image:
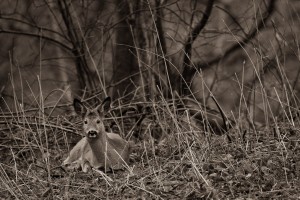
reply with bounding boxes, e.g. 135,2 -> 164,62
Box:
73,98 -> 86,116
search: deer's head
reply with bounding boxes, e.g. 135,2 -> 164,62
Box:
73,97 -> 111,141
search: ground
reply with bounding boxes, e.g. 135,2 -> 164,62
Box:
0,102 -> 300,199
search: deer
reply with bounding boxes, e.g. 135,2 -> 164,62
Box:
63,97 -> 131,172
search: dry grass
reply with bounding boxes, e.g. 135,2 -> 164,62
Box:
0,92 -> 300,199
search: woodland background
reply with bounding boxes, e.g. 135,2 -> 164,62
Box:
1,0 -> 299,126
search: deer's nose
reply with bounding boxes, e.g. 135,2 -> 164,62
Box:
88,130 -> 98,138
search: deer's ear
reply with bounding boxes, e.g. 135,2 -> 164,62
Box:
97,97 -> 111,113
73,98 -> 87,116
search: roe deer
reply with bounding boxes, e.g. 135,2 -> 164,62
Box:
63,97 -> 131,172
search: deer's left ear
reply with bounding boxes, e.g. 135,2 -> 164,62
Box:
73,98 -> 87,117
97,97 -> 111,113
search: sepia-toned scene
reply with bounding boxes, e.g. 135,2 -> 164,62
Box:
1,0 -> 300,199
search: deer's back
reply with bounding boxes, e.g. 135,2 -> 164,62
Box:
106,132 -> 131,165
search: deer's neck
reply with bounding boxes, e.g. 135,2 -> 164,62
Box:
87,132 -> 111,163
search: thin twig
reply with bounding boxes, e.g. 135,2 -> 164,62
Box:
196,0 -> 277,70
181,0 -> 215,94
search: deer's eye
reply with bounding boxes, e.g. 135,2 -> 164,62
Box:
84,120 -> 88,124
96,120 -> 100,124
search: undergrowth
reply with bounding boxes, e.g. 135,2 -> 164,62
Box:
0,92 -> 300,200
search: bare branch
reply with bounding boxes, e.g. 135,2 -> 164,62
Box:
57,0 -> 96,92
197,0 -> 276,70
0,16 -> 69,42
0,29 -> 72,51
181,0 -> 215,94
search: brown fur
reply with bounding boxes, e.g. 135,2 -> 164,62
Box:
63,97 -> 132,172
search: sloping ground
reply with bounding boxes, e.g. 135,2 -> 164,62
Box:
0,100 -> 299,199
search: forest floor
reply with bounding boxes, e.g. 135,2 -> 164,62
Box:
1,100 -> 300,199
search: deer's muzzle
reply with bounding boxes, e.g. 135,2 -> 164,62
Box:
87,130 -> 98,138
